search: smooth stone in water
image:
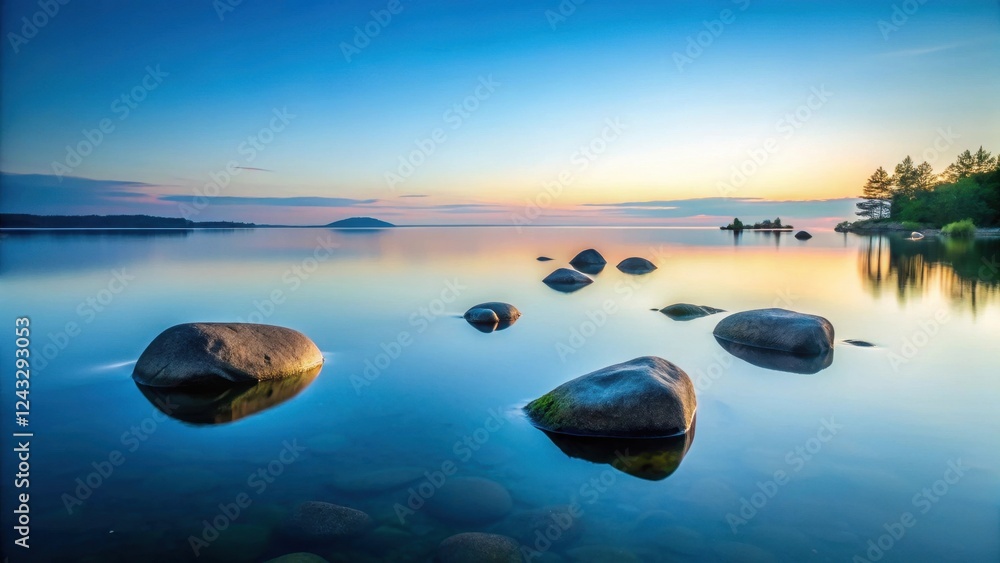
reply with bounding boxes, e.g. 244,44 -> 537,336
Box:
843,339 -> 876,347
713,308 -> 834,355
283,501 -> 373,541
464,308 -> 500,324
794,230 -> 812,240
569,248 -> 606,266
537,256 -> 554,261
437,533 -> 521,563
464,302 -> 521,322
658,303 -> 725,321
616,257 -> 657,275
525,356 -> 696,438
543,268 -> 593,290
133,323 -> 323,387
426,477 -> 513,525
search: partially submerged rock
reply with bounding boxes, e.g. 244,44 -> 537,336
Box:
844,339 -> 876,347
543,268 -> 593,292
570,248 -> 607,274
570,248 -> 607,266
464,302 -> 521,323
536,256 -> 554,261
659,303 -> 725,321
133,323 -> 323,388
437,533 -> 521,563
794,231 -> 813,240
713,308 -> 834,355
525,357 -> 696,438
617,257 -> 657,275
464,308 -> 500,325
464,302 -> 521,333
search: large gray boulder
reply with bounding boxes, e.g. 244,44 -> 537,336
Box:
437,533 -> 521,563
617,257 -> 657,275
525,357 -> 696,438
133,323 -> 323,387
659,303 -> 725,321
713,308 -> 834,355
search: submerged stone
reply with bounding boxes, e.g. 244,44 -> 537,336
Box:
437,533 -> 521,563
283,501 -> 373,542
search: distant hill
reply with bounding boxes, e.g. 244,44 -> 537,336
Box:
0,214 -> 256,229
325,217 -> 395,228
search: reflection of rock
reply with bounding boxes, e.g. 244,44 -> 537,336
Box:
525,357 -> 696,438
617,257 -> 657,275
714,337 -> 834,374
133,323 -> 324,387
795,231 -> 812,240
283,501 -> 373,542
135,365 -> 320,425
437,533 -> 521,563
713,308 -> 834,355
658,303 -> 725,321
426,477 -> 513,525
538,424 -> 695,481
543,268 -> 593,292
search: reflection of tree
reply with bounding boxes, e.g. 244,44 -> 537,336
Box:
859,235 -> 999,312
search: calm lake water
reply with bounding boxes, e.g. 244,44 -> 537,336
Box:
1,228 -> 998,563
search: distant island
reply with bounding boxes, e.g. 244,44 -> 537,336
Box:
325,217 -> 395,228
719,217 -> 793,231
0,214 -> 256,229
0,214 -> 396,230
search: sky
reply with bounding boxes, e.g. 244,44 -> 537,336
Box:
1,0 -> 998,226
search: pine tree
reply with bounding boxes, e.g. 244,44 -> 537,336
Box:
857,166 -> 893,220
942,146 -> 998,183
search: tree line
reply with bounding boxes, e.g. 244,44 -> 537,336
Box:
856,147 -> 1000,226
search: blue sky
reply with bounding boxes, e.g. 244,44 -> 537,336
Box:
1,0 -> 998,225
